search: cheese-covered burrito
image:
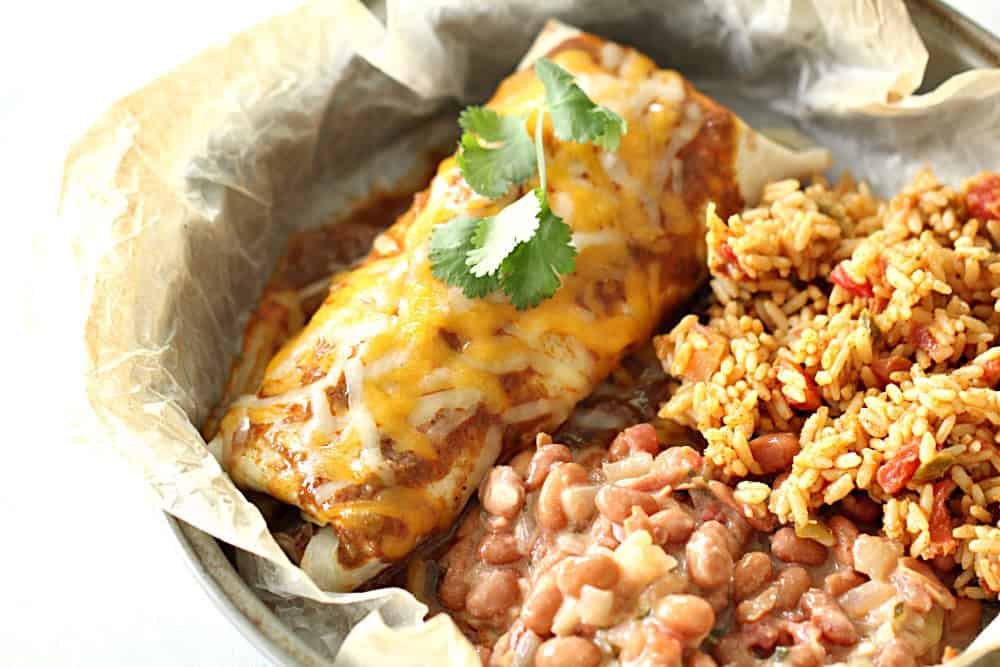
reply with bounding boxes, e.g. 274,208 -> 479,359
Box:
212,26 -> 830,591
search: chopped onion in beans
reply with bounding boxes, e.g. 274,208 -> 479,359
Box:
551,599 -> 582,636
604,621 -> 636,650
852,535 -> 902,581
896,558 -> 956,610
838,580 -> 896,618
614,530 -> 676,587
603,452 -> 654,481
578,585 -> 615,627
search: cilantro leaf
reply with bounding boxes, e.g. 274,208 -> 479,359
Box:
499,190 -> 577,310
429,217 -> 500,298
432,63 -> 619,308
466,190 -> 541,277
457,107 -> 537,198
534,58 -> 627,152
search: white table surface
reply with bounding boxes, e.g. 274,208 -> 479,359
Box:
3,1 -> 999,665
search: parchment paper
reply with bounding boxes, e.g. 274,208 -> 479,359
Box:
59,0 -> 1000,664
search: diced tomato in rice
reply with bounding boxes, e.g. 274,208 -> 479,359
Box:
966,173 -> 1000,221
830,261 -> 874,298
876,442 -> 920,495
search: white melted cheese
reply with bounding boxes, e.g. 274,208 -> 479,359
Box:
572,229 -> 625,251
408,388 -> 483,429
344,356 -> 382,474
505,399 -> 557,424
660,101 -> 704,196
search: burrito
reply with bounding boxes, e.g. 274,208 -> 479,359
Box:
212,24 -> 830,591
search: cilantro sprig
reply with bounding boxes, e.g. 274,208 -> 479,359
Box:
429,58 -> 627,310
455,107 -> 536,199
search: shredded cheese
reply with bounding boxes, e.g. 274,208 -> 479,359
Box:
217,44 -> 725,563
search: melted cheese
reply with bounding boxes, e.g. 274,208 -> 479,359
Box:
217,45 -> 722,564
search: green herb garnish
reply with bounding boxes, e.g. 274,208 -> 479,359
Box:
427,217 -> 500,299
534,58 -> 626,151
429,58 -> 627,309
455,107 -> 536,199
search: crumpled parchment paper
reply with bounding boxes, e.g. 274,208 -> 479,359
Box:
59,0 -> 1000,664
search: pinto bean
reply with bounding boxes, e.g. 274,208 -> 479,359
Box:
609,423 -> 660,461
839,493 -> 881,524
438,538 -> 474,610
733,552 -> 772,601
521,577 -> 563,636
595,485 -> 659,523
771,527 -> 828,566
801,589 -> 858,646
748,433 -> 800,473
438,566 -> 470,611
624,506 -> 652,538
653,446 -> 703,486
828,516 -> 859,568
456,511 -> 481,539
556,553 -> 621,596
465,569 -> 520,619
487,514 -> 514,533
509,449 -> 534,479
736,586 -> 777,624
774,566 -> 811,610
654,595 -> 715,645
705,587 -> 732,613
739,617 -> 780,651
948,597 -> 983,636
824,570 -> 865,597
713,635 -> 755,667
619,621 -> 647,662
933,553 -> 957,573
478,532 -> 522,565
538,462 -> 588,530
642,622 -> 684,665
650,508 -> 695,545
621,471 -> 674,493
707,480 -> 777,533
535,637 -> 601,667
686,521 -> 734,589
561,484 -> 599,528
480,466 -> 525,519
785,645 -> 824,667
526,444 -> 573,490
875,639 -> 916,667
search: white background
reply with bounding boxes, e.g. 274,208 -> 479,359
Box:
2,1 -> 998,665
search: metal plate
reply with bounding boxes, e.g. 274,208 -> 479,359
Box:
168,2 -> 1000,664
